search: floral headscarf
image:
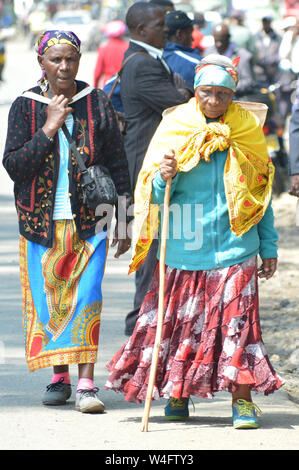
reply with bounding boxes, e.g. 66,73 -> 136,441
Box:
35,30 -> 81,91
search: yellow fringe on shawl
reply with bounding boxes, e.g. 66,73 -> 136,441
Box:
129,98 -> 274,273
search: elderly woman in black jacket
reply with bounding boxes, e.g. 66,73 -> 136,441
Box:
2,30 -> 132,413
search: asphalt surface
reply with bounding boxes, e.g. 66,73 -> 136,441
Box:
0,37 -> 298,454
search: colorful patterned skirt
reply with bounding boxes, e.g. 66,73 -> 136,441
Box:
19,220 -> 108,372
105,257 -> 283,403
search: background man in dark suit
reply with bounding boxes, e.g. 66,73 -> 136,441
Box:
121,1 -> 192,335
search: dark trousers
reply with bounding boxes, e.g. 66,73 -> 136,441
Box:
125,238 -> 158,335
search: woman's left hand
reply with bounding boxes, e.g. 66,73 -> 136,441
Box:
258,258 -> 277,279
111,222 -> 131,258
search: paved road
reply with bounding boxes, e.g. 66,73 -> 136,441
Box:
0,38 -> 299,453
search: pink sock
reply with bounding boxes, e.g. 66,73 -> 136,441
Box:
52,372 -> 71,384
77,378 -> 95,391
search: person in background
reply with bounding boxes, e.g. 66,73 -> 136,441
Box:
103,74 -> 124,113
103,1 -> 177,114
93,20 -> 128,89
26,4 -> 48,47
0,31 -> 5,81
148,0 -> 175,13
191,12 -> 206,53
2,30 -> 132,414
204,23 -> 256,99
277,16 -> 299,123
289,79 -> 299,198
279,16 -> 299,76
228,10 -> 257,59
253,16 -> 281,88
163,10 -> 202,88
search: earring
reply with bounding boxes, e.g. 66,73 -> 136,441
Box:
40,78 -> 49,92
38,71 -> 49,92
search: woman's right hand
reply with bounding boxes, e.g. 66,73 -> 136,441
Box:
42,95 -> 73,139
159,150 -> 177,182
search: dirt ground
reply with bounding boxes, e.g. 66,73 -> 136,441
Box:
259,192 -> 299,403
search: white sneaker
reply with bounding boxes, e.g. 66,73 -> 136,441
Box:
75,387 -> 105,413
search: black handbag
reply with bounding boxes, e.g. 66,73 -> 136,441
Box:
61,123 -> 118,211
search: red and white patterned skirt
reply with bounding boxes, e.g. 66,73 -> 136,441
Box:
105,257 -> 283,403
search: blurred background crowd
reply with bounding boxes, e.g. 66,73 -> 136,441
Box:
0,0 -> 298,193
0,0 -> 298,100
0,1 -> 298,104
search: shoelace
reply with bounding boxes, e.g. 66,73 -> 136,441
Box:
170,398 -> 186,408
170,397 -> 195,412
235,399 -> 262,416
46,377 -> 68,392
77,387 -> 99,398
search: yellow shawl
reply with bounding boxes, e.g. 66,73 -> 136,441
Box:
129,98 -> 274,273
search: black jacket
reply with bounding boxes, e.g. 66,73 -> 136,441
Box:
2,81 -> 132,246
120,41 -> 188,190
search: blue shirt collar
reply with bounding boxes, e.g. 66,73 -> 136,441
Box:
165,42 -> 195,53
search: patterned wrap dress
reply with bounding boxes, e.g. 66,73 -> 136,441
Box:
3,82 -> 132,371
19,113 -> 108,371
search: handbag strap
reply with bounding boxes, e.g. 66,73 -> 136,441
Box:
22,86 -> 107,174
22,85 -> 94,104
107,51 -> 148,100
61,123 -> 88,174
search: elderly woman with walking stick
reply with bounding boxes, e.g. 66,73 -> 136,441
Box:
105,55 -> 283,430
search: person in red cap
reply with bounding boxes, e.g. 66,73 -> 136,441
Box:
93,20 -> 129,88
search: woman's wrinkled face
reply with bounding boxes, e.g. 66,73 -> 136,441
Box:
196,85 -> 234,119
38,44 -> 81,95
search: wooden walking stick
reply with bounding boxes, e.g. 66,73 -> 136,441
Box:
141,177 -> 172,432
